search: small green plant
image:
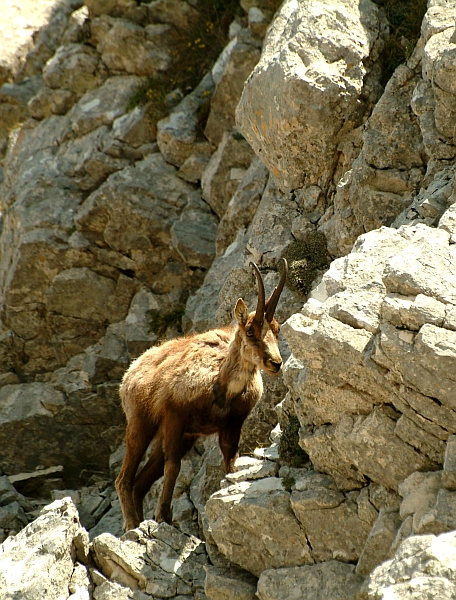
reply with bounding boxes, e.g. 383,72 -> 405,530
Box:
282,231 -> 329,295
278,416 -> 308,468
149,307 -> 185,340
281,476 -> 296,492
374,0 -> 428,86
128,0 -> 243,125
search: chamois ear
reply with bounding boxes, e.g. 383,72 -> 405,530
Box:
234,298 -> 249,326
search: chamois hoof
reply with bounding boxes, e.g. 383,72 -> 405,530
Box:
155,509 -> 172,524
123,519 -> 140,532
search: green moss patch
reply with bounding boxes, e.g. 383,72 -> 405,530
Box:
374,0 -> 428,87
278,416 -> 308,468
281,475 -> 296,492
149,307 -> 185,340
282,231 -> 330,295
129,0 -> 243,122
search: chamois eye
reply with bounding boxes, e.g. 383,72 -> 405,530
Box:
246,329 -> 254,337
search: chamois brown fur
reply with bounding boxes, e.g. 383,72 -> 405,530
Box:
116,260 -> 287,531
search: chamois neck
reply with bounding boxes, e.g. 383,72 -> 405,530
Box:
220,328 -> 258,399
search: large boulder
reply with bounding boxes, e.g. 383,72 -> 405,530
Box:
206,478 -> 313,576
205,32 -> 261,146
321,0 -> 456,257
91,520 -> 208,597
0,0 -> 75,85
157,73 -> 214,168
322,64 -> 425,257
236,0 -> 384,193
0,497 -> 90,600
359,530 -> 456,599
282,220 -> 456,493
95,18 -> 172,76
257,561 -> 364,600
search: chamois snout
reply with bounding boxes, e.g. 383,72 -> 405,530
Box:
266,358 -> 282,373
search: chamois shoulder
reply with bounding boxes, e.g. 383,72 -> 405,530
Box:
123,325 -> 235,377
193,326 -> 235,348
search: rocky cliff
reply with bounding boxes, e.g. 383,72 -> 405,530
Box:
1,0 -> 456,598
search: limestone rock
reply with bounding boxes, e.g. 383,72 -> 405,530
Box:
399,471 -> 443,533
157,73 -> 214,167
223,457 -> 278,486
443,435 -> 456,490
201,132 -> 255,219
355,508 -> 401,576
75,152 -> 217,289
291,472 -> 375,563
206,478 -> 313,576
111,105 -> 156,148
359,531 -> 456,599
257,561 -> 364,600
283,223 -> 455,494
205,33 -> 261,146
324,65 -> 425,257
411,484 -> 456,536
392,166 -> 454,230
21,4 -> 79,81
62,6 -> 91,45
9,465 -> 64,496
28,86 -> 78,119
0,384 -> 61,475
0,476 -> 32,511
184,232 -> 249,334
0,497 -> 88,599
89,501 -> 124,541
43,43 -> 107,96
0,0 -> 71,84
178,152 -> 211,184
236,0 -> 383,192
96,18 -> 172,75
0,362 -> 125,485
204,565 -> 257,600
245,177 -> 300,268
147,0 -> 200,32
190,442 -> 225,516
0,502 -> 28,536
239,371 -> 288,454
47,268 -> 134,324
0,77 -> 42,153
91,520 -> 208,597
216,158 -> 268,257
68,76 -> 142,137
123,287 -> 160,358
85,0 -> 137,18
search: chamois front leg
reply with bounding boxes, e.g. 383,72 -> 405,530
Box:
155,411 -> 185,524
134,433 -> 197,524
218,419 -> 244,474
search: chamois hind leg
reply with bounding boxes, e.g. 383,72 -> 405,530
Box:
134,432 -> 198,524
115,418 -> 156,531
218,419 -> 244,473
132,435 -> 165,523
155,412 -> 191,524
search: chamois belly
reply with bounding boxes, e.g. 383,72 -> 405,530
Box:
182,386 -> 259,437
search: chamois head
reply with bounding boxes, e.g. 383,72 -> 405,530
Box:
234,259 -> 288,375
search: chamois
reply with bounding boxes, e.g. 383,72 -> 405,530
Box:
115,259 -> 288,531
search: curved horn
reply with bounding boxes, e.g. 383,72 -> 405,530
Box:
250,262 -> 265,323
265,258 -> 288,322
